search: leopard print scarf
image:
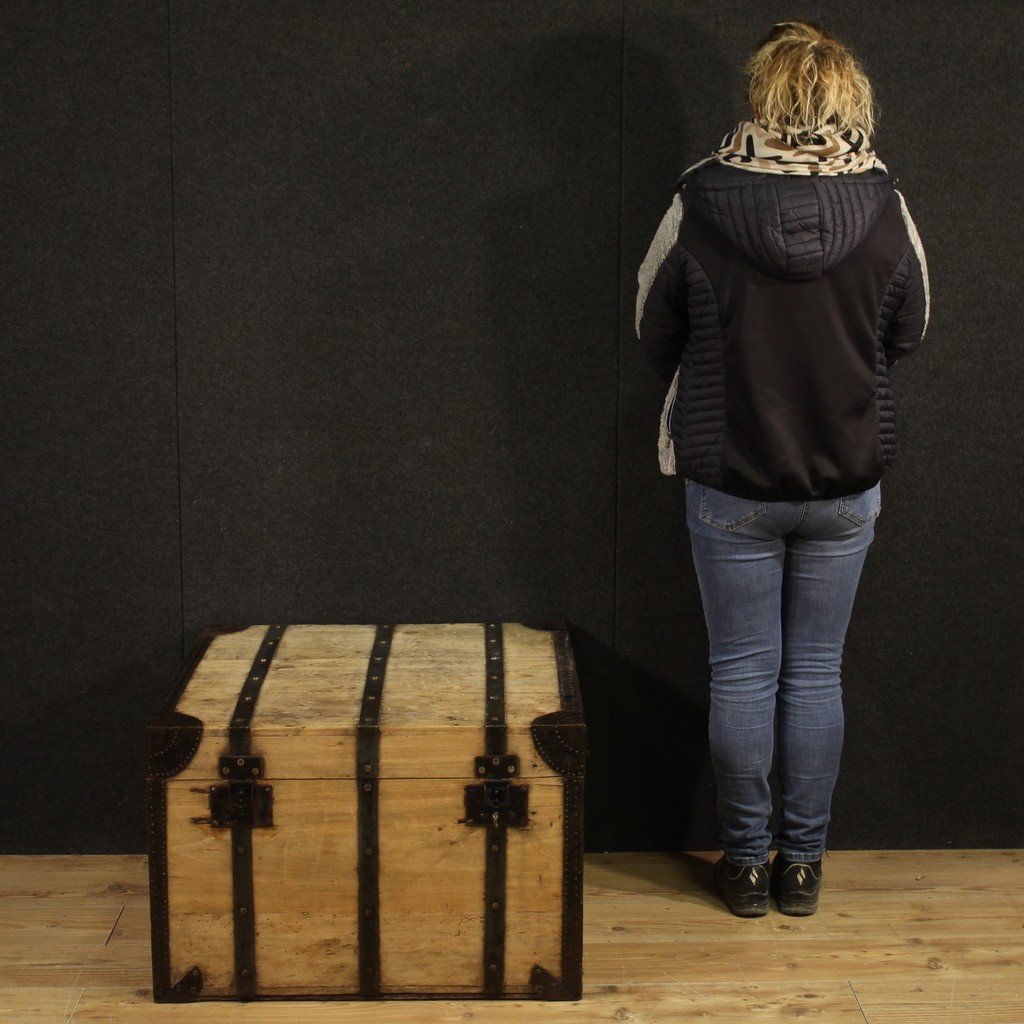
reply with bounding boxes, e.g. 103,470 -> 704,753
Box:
712,117 -> 887,175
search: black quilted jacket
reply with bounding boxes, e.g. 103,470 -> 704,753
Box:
635,155 -> 929,501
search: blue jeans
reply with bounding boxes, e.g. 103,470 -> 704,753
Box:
684,477 -> 881,866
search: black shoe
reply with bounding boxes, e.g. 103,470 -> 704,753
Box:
713,854 -> 770,917
770,852 -> 822,915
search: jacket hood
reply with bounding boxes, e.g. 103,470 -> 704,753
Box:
677,160 -> 896,282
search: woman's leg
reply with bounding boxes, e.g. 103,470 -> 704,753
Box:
773,492 -> 878,862
684,480 -> 796,866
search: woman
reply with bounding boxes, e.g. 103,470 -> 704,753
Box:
635,20 -> 929,918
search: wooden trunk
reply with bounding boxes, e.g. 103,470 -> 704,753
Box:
146,622 -> 586,1002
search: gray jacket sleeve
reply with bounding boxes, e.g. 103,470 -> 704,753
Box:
886,191 -> 930,366
635,194 -> 689,382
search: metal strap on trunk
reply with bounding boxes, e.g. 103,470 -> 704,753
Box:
225,624 -> 285,1000
552,627 -> 584,998
482,621 -> 507,996
357,623 -> 394,996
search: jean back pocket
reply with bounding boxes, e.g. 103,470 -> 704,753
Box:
838,481 -> 882,525
694,482 -> 769,532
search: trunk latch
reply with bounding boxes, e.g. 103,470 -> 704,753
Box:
462,754 -> 529,827
209,755 -> 274,828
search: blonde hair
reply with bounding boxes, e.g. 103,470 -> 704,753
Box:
745,20 -> 877,140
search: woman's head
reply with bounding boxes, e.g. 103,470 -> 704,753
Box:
745,20 -> 876,140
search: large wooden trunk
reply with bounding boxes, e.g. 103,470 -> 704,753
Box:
146,622 -> 586,1002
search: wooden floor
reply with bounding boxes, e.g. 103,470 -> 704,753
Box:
1,850 -> 1021,1022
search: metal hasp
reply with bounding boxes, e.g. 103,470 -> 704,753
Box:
463,779 -> 530,827
464,754 -> 530,827
209,756 -> 274,829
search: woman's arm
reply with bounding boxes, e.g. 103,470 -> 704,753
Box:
636,193 -> 690,381
885,191 -> 930,366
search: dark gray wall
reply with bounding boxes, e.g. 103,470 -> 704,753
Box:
3,2 -> 1020,854
2,4 -> 182,854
